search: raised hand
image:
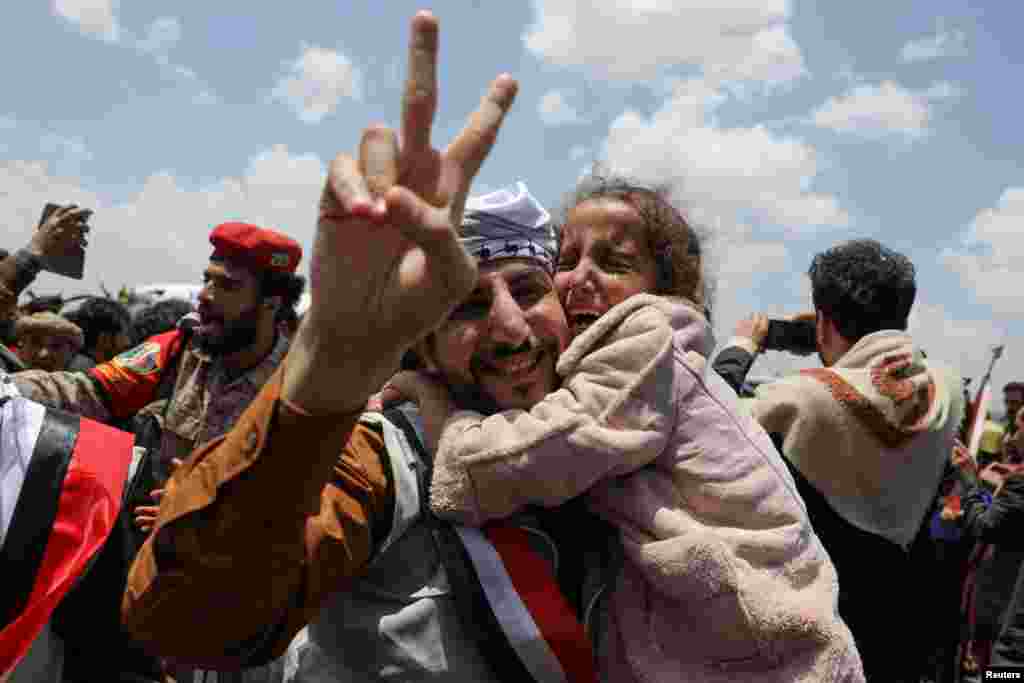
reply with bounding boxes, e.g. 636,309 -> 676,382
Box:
29,204 -> 91,261
286,11 -> 518,415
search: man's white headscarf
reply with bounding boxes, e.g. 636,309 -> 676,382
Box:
460,182 -> 556,273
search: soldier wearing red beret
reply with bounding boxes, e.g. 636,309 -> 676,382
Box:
7,221 -> 306,683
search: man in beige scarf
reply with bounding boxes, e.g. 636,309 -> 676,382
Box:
712,239 -> 963,683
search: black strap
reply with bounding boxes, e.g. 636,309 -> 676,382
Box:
0,406 -> 79,627
382,406 -> 537,683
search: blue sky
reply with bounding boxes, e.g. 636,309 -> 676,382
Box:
2,1 -> 1021,406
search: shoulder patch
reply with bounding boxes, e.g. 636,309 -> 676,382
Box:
112,341 -> 162,375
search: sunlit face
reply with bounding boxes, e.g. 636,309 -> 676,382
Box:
554,199 -> 659,338
18,332 -> 78,371
418,259 -> 569,412
196,259 -> 264,355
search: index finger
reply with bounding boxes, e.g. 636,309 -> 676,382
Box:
401,11 -> 439,158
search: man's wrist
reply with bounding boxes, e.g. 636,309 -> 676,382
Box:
282,329 -> 403,416
11,249 -> 43,292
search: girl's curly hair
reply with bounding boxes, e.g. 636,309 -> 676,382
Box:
558,167 -> 712,319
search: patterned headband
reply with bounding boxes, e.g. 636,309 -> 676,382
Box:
460,182 -> 556,273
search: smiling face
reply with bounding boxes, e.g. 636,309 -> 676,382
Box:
416,259 -> 570,412
554,198 -> 660,338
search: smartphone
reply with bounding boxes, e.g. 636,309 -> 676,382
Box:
37,203 -> 88,280
763,319 -> 817,356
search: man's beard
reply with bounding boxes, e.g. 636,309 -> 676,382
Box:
196,304 -> 261,356
462,337 -> 560,414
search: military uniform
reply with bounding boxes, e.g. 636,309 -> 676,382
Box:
9,222 -> 302,683
12,219 -> 302,469
14,324 -> 288,469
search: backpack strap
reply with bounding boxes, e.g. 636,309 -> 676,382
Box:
380,406 -> 552,683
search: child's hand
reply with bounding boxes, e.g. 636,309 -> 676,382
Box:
133,458 -> 183,534
380,371 -> 455,452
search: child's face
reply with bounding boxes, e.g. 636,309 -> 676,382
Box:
555,198 -> 659,338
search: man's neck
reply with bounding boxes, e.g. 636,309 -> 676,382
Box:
220,323 -> 277,376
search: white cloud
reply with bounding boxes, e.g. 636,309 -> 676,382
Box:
602,78 -> 848,236
273,45 -> 362,124
942,188 -> 1024,315
53,0 -> 120,42
810,80 -> 963,138
538,90 -> 583,126
524,0 -> 805,85
901,28 -> 968,62
0,145 -> 325,296
136,16 -> 181,55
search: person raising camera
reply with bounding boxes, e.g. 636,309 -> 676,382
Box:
711,238 -> 964,683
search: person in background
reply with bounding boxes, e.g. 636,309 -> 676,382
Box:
954,416 -> 1024,669
0,206 -> 90,372
711,240 -> 963,682
64,297 -> 134,371
130,298 -> 194,346
14,312 -> 83,372
9,221 -> 304,683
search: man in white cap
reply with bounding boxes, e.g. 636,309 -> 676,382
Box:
123,177 -> 605,682
122,12 -> 610,682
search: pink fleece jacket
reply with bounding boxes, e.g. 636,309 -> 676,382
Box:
430,294 -> 864,682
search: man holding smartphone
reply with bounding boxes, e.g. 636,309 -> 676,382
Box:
711,239 -> 964,683
0,204 -> 91,372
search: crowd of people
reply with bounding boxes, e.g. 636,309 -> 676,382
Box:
1,10 -> 1022,683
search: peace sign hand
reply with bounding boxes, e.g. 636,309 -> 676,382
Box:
285,11 -> 518,415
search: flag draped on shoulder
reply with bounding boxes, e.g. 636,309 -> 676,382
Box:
0,396 -> 134,675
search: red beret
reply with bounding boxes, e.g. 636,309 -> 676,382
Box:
209,222 -> 302,274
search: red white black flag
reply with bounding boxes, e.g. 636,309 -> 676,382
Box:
0,396 -> 134,675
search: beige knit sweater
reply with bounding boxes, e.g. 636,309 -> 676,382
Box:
748,330 -> 964,548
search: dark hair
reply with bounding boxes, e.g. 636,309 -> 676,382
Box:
559,169 -> 710,310
1006,382 -> 1024,395
131,298 -> 194,346
260,271 -> 306,323
65,298 -> 132,351
808,239 -> 916,344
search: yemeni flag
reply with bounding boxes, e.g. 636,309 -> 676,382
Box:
0,397 -> 134,675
